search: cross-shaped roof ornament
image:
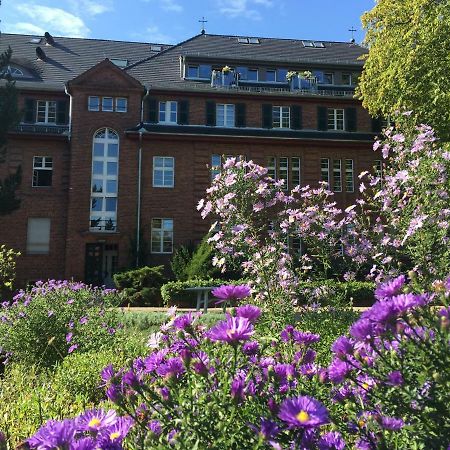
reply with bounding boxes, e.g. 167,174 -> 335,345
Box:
348,27 -> 357,42
199,17 -> 208,35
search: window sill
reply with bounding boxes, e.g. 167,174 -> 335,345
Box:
152,185 -> 175,189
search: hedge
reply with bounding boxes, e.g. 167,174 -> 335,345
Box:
161,278 -> 375,307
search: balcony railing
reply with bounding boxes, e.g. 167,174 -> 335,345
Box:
14,123 -> 70,135
207,71 -> 354,97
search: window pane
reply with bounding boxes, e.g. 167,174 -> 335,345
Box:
116,98 -> 127,112
163,219 -> 173,230
266,70 -> 276,82
92,179 -> 103,193
165,157 -> 174,168
107,143 -> 118,158
44,158 -> 53,168
199,64 -> 212,78
106,180 -> 116,193
91,198 -> 103,211
102,97 -> 113,111
159,102 -> 166,122
27,218 -> 51,254
164,173 -> 173,186
154,171 -> 164,186
277,68 -> 288,82
248,69 -> 258,81
93,161 -> 103,175
107,162 -> 117,176
93,143 -> 104,157
105,198 -> 117,212
154,157 -> 164,168
33,157 -> 43,168
88,96 -> 100,111
187,66 -> 198,78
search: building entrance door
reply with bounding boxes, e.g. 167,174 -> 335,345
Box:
103,244 -> 118,288
85,243 -> 103,286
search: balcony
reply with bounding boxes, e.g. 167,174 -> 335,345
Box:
90,218 -> 117,233
208,70 -> 354,98
13,123 -> 70,135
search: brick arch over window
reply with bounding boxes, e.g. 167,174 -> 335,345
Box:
90,127 -> 119,232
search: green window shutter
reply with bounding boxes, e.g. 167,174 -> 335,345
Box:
345,107 -> 357,132
56,99 -> 68,125
262,104 -> 273,129
235,103 -> 246,127
178,100 -> 189,125
371,117 -> 382,132
317,106 -> 327,131
147,98 -> 158,123
24,98 -> 35,123
291,105 -> 302,130
206,101 -> 216,126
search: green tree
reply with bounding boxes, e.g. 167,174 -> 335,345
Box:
0,47 -> 22,215
357,0 -> 450,139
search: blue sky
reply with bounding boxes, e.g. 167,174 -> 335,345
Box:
2,0 -> 376,44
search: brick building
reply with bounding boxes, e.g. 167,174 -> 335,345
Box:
0,31 -> 382,288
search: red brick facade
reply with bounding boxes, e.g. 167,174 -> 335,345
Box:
0,34 -> 380,288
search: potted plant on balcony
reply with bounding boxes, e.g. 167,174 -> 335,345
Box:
286,70 -> 299,90
221,66 -> 234,86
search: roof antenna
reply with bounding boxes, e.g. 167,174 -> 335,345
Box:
348,27 -> 357,44
199,16 -> 207,35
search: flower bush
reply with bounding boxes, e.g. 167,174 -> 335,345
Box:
25,277 -> 450,449
0,279 -> 123,368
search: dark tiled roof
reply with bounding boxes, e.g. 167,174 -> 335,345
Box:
126,33 -> 368,90
0,33 -> 170,89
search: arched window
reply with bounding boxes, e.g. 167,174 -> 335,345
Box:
8,66 -> 24,77
90,128 -> 119,231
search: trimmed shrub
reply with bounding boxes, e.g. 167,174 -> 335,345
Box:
0,280 -> 122,368
183,235 -> 220,280
113,265 -> 167,306
170,244 -> 194,280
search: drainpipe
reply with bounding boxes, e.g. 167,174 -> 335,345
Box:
64,83 -> 72,140
136,86 -> 150,267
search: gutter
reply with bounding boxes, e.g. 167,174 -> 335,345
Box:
64,83 -> 72,140
136,86 -> 150,267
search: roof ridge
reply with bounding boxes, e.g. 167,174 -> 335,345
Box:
1,32 -> 171,47
125,33 -> 204,71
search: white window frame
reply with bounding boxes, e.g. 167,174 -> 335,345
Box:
32,156 -> 53,187
216,104 -> 235,128
115,97 -> 128,113
272,106 -> 290,129
159,101 -> 178,124
102,97 -> 114,112
328,109 -> 345,131
341,73 -> 353,86
88,96 -> 100,111
321,158 -> 330,187
153,156 -> 175,188
90,128 -> 119,232
279,157 -> 289,189
247,68 -> 259,81
345,159 -> 354,192
291,157 -> 301,187
36,100 -> 56,124
333,159 -> 342,192
26,218 -> 51,254
151,218 -> 173,254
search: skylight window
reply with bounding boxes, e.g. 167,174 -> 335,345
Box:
29,37 -> 42,44
314,42 -> 326,48
248,37 -> 260,44
238,37 -> 260,44
302,41 -> 326,48
302,41 -> 314,47
238,37 -> 249,44
110,58 -> 128,68
151,45 -> 162,52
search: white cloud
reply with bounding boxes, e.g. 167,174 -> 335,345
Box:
140,0 -> 183,12
217,0 -> 272,20
3,22 -> 46,35
14,3 -> 90,37
141,26 -> 175,44
161,0 -> 183,12
69,0 -> 113,16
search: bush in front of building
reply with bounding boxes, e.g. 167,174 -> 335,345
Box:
0,244 -> 20,293
113,265 -> 167,306
0,280 -> 122,368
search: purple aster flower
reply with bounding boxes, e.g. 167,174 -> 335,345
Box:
318,431 -> 346,450
328,358 -> 351,384
76,409 -> 118,431
249,418 -> 281,449
70,438 -> 96,450
98,416 -> 133,444
374,275 -> 406,300
278,396 -> 329,428
66,332 -> 73,343
380,416 -> 404,430
350,319 -> 375,341
332,336 -> 354,358
173,312 -> 198,331
231,373 -> 246,402
156,357 -> 185,380
208,315 -> 254,344
280,325 -> 294,342
68,344 -> 78,354
386,370 -> 404,386
79,316 -> 89,325
106,384 -> 121,403
235,304 -> 261,323
242,341 -> 260,356
148,420 -> 162,436
212,284 -> 251,304
28,419 -> 76,449
145,349 -> 168,373
122,369 -> 141,389
100,364 -> 115,386
292,330 -> 320,345
273,363 -> 295,382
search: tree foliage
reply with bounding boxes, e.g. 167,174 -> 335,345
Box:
357,0 -> 450,140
